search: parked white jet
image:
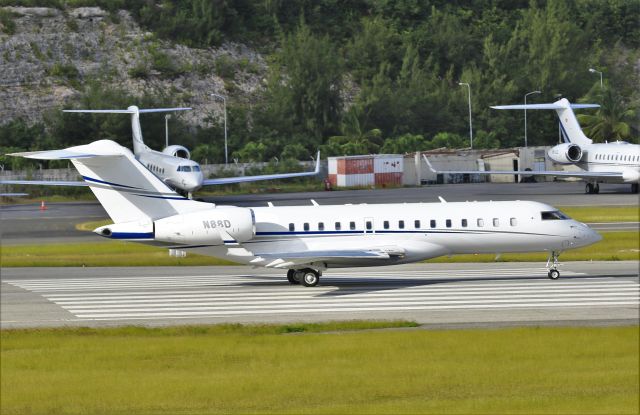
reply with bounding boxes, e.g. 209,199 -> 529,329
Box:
1,106 -> 320,198
425,98 -> 640,194
9,140 -> 601,286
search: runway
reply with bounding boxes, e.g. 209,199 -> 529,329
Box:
2,262 -> 638,329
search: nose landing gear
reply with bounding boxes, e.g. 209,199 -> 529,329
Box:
546,251 -> 561,280
286,268 -> 321,287
585,182 -> 599,194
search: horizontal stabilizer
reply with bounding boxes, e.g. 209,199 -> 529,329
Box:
491,103 -> 599,110
63,107 -> 191,114
7,140 -> 125,160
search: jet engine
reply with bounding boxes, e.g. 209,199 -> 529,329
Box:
547,143 -> 583,164
154,207 -> 255,245
162,145 -> 191,159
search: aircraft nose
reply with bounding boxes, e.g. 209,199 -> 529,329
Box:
572,222 -> 602,247
182,173 -> 202,191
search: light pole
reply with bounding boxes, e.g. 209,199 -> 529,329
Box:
524,90 -> 541,148
589,68 -> 603,89
164,114 -> 171,148
211,93 -> 228,165
458,82 -> 473,149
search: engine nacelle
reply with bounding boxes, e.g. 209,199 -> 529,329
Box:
548,143 -> 583,164
162,145 -> 191,159
154,207 -> 255,245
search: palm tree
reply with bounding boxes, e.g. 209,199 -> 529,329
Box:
577,89 -> 635,142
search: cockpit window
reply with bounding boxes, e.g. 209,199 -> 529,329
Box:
541,211 -> 569,220
192,166 -> 201,172
177,165 -> 192,172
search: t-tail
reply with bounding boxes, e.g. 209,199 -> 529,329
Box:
63,107 -> 191,155
491,98 -> 599,147
8,140 -> 211,227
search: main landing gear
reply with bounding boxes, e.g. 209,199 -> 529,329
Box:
546,251 -> 561,280
287,268 -> 321,287
585,182 -> 599,194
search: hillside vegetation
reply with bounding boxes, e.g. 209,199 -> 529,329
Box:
0,0 -> 638,170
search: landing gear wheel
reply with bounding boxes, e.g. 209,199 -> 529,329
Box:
548,269 -> 560,280
593,183 -> 600,194
546,251 -> 562,280
632,183 -> 639,194
301,269 -> 320,287
585,183 -> 594,194
287,269 -> 300,285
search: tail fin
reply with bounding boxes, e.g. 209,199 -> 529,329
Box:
63,107 -> 191,155
491,98 -> 599,146
9,140 -> 210,223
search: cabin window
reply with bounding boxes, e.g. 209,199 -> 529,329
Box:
541,211 -> 569,220
446,219 -> 452,228
398,220 -> 405,229
414,220 -> 421,228
383,220 -> 389,229
318,222 -> 324,231
366,221 -> 372,230
289,223 -> 295,232
510,218 -> 517,226
493,218 -> 499,227
461,219 -> 467,227
477,218 -> 484,227
335,222 -> 341,230
303,223 -> 309,231
430,219 -> 436,228
350,221 -> 356,230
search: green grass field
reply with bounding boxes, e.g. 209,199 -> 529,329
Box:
1,323 -> 637,414
1,231 -> 637,267
557,205 -> 639,223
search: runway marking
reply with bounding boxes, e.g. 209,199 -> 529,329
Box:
4,268 -> 639,322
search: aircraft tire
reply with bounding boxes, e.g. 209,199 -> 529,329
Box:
548,269 -> 560,280
594,183 -> 600,194
585,183 -> 593,194
632,183 -> 639,194
301,269 -> 320,287
287,269 -> 300,285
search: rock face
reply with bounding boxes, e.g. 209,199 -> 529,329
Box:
0,6 -> 267,126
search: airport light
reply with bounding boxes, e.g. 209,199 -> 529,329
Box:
211,93 -> 228,165
589,68 -> 603,89
524,90 -> 541,148
458,82 -> 473,149
164,114 -> 171,148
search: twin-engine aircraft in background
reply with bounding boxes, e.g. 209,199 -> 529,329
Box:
8,139 -> 601,286
425,98 -> 640,194
1,106 -> 320,198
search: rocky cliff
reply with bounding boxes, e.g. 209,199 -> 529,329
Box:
0,6 -> 267,126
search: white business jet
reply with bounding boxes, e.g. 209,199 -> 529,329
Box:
9,139 -> 601,286
1,106 -> 320,198
424,98 -> 640,194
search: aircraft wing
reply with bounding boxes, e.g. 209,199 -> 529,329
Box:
422,155 -> 624,180
202,152 -> 320,186
250,247 -> 405,268
0,180 -> 88,186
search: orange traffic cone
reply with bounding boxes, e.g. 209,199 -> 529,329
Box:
40,200 -> 47,211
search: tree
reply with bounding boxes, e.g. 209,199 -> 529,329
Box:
577,89 -> 636,142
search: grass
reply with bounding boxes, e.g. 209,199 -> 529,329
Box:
1,231 -> 637,267
557,205 -> 639,223
1,324 -> 637,414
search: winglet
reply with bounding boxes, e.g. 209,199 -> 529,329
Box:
438,196 -> 447,203
313,150 -> 321,174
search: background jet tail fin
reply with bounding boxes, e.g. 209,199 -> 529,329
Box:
491,98 -> 598,146
9,140 -> 209,223
63,107 -> 191,155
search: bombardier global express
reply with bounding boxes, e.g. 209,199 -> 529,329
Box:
425,98 -> 640,194
8,140 -> 601,287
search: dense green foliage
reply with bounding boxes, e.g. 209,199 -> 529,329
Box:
1,0 -> 638,166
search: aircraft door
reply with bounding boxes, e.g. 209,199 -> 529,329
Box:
364,217 -> 374,234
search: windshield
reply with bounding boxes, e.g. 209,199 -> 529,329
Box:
192,166 -> 201,172
177,165 -> 192,172
541,210 -> 570,220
